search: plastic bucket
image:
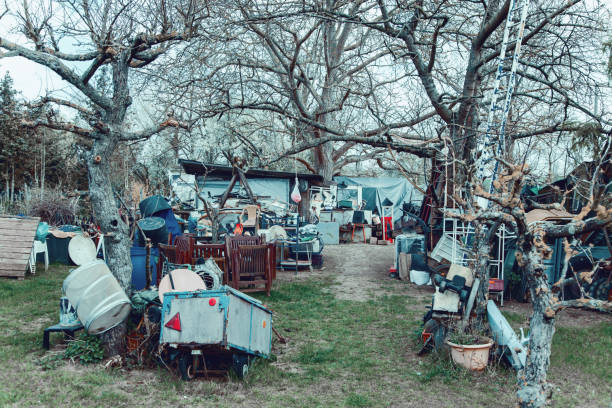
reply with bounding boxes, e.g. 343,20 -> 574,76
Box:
62,260 -> 131,334
410,270 -> 431,285
446,338 -> 493,371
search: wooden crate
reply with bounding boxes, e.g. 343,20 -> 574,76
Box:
0,215 -> 40,279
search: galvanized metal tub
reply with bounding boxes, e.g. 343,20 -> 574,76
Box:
62,260 -> 131,334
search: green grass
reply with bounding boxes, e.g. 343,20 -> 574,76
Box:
0,264 -> 609,407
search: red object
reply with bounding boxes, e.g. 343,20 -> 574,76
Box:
389,267 -> 398,273
234,224 -> 244,235
489,278 -> 504,292
164,313 -> 181,331
382,216 -> 393,242
422,331 -> 432,344
209,298 -> 217,306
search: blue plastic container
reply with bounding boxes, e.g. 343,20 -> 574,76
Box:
130,246 -> 159,290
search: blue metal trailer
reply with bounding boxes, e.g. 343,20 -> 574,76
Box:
159,285 -> 272,380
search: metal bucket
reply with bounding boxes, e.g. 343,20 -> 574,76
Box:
62,260 -> 131,334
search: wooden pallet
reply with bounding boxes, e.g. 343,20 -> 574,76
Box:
0,215 -> 40,279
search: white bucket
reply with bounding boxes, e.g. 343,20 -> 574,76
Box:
62,260 -> 131,334
410,270 -> 431,285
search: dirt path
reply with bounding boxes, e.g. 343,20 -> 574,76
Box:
323,243 -> 395,300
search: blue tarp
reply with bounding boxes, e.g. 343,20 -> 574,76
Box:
153,208 -> 182,240
333,176 -> 424,221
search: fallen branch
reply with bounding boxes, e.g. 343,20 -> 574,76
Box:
552,298 -> 612,314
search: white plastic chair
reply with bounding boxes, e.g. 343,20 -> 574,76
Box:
29,240 -> 49,274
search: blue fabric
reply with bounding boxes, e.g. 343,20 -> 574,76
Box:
333,176 -> 425,221
153,208 -> 182,241
196,177 -> 290,205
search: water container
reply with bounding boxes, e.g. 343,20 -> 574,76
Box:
137,217 -> 168,245
62,260 -> 131,334
130,246 -> 159,290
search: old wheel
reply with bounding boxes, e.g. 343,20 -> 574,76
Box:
178,354 -> 195,381
232,354 -> 250,379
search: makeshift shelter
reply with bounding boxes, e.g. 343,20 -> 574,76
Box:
178,160 -> 324,211
333,176 -> 425,221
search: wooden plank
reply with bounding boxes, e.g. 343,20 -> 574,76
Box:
0,223 -> 39,229
0,216 -> 38,279
0,215 -> 40,221
0,233 -> 37,240
0,271 -> 26,278
0,263 -> 29,271
0,242 -> 34,251
0,220 -> 38,225
0,253 -> 31,262
0,222 -> 40,230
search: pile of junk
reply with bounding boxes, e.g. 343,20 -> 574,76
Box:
419,264 -> 529,372
43,256 -> 278,380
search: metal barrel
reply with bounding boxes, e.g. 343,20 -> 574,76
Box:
62,260 -> 131,334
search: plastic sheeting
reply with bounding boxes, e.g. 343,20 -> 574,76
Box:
333,176 -> 424,221
196,178 -> 289,207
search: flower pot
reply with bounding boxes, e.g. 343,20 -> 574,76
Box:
446,337 -> 494,371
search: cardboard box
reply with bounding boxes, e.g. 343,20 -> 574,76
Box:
377,239 -> 389,245
369,237 -> 378,245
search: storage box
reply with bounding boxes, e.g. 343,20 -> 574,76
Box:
369,237 -> 378,245
489,278 -> 504,292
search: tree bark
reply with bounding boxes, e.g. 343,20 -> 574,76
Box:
516,243 -> 556,408
472,222 -> 491,324
88,55 -> 134,356
313,141 -> 335,183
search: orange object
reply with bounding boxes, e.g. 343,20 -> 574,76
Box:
234,223 -> 244,235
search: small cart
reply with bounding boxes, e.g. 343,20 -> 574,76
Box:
160,286 -> 272,380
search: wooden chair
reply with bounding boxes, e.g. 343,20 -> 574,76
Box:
231,244 -> 273,296
193,243 -> 227,284
174,235 -> 194,265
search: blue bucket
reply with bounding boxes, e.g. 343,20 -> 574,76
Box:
130,246 -> 159,290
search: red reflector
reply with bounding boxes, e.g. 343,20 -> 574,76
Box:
209,298 -> 217,306
164,312 -> 181,331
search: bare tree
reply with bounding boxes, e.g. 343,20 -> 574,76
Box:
0,0 -> 212,354
445,145 -> 611,407
150,0 -> 440,181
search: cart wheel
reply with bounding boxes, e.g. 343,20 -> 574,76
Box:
232,354 -> 250,379
422,319 -> 447,353
178,354 -> 195,381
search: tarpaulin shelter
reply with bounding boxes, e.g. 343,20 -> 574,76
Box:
333,176 -> 425,221
178,160 -> 323,209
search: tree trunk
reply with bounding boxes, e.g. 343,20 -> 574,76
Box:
10,161 -> 14,203
472,222 -> 491,324
87,135 -> 132,356
516,246 -> 556,408
313,141 -> 334,183
87,54 -> 134,356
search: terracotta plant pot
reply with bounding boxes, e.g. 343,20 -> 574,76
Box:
446,337 -> 494,371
